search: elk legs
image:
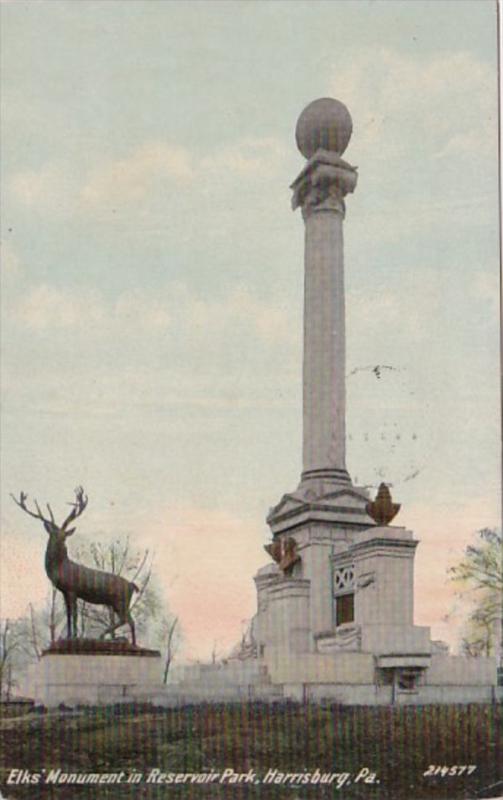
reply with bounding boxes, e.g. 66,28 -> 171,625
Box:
63,592 -> 78,639
99,606 -> 136,646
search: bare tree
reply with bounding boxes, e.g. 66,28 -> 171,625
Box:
157,616 -> 179,683
0,620 -> 24,699
24,589 -> 65,661
210,640 -> 222,665
228,617 -> 257,660
73,536 -> 159,641
75,540 -> 181,675
28,604 -> 42,661
48,587 -> 62,645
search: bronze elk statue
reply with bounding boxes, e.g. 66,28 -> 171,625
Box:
11,487 -> 138,645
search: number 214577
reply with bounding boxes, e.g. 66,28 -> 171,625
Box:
423,766 -> 477,777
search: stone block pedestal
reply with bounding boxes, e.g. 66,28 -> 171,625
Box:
33,640 -> 163,707
268,578 -> 311,654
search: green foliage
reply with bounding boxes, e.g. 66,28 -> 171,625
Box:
460,593 -> 501,658
449,529 -> 502,657
449,529 -> 502,593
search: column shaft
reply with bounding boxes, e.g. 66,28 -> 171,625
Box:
302,209 -> 347,481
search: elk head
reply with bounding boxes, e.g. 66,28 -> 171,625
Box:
11,486 -> 88,545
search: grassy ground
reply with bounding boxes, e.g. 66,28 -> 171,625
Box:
0,702 -> 501,800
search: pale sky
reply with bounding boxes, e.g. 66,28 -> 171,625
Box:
0,0 -> 500,660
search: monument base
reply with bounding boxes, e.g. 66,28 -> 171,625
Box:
165,650 -> 497,707
32,639 -> 164,707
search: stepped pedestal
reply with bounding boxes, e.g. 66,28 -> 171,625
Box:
32,639 -> 163,707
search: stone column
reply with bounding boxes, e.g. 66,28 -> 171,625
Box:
268,579 -> 311,655
291,98 -> 358,487
253,565 -> 279,655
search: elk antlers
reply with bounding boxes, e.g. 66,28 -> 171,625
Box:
11,490 -> 51,523
61,486 -> 88,531
11,487 -> 88,529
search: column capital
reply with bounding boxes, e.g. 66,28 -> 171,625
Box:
291,150 -> 358,218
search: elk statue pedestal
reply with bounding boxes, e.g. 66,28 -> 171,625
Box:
32,639 -> 164,707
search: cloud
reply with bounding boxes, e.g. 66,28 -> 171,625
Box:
346,265 -> 453,367
329,47 -> 497,247
348,278 -> 440,345
201,137 -> 288,178
15,284 -> 106,330
332,47 -> 495,160
3,275 -> 299,429
9,162 -> 79,218
9,278 -> 294,347
114,288 -> 171,330
2,242 -> 21,275
80,142 -> 194,208
8,136 -> 288,222
10,165 -> 59,206
178,285 -> 293,345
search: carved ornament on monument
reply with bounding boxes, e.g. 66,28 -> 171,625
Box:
291,150 -> 358,218
316,624 -> 362,653
356,571 -> 376,590
264,536 -> 300,576
366,483 -> 401,526
333,565 -> 355,593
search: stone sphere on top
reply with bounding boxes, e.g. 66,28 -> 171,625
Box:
295,97 -> 353,159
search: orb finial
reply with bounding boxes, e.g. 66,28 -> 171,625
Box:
295,97 -> 353,159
